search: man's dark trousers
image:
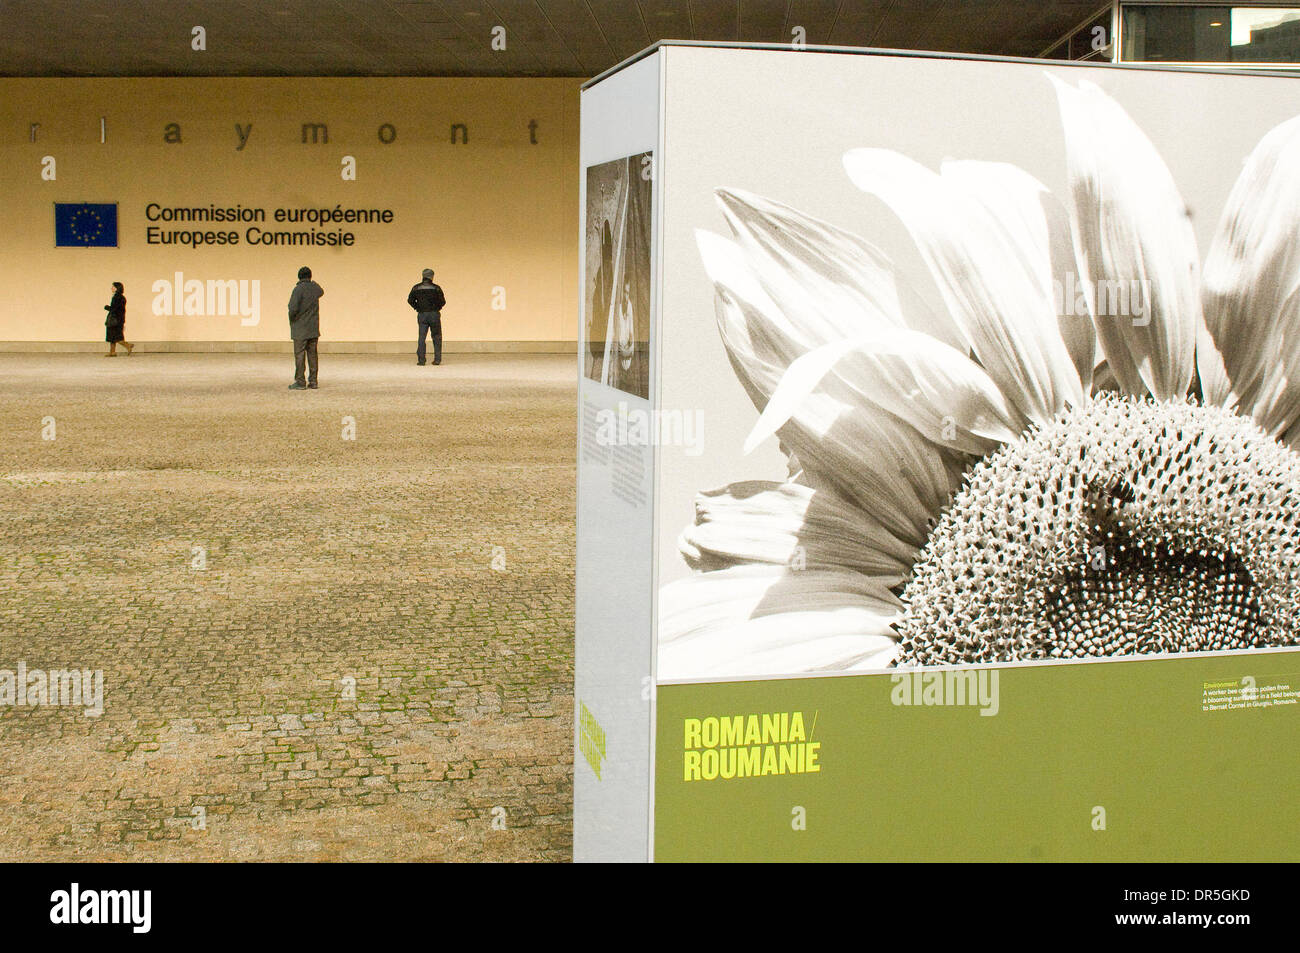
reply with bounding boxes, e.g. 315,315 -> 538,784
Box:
294,336 -> 319,386
417,312 -> 442,365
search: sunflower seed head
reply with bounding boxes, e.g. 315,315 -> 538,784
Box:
896,393 -> 1300,665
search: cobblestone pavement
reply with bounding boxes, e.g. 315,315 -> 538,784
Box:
0,353 -> 575,861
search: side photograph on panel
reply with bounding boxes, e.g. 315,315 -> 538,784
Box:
585,152 -> 654,401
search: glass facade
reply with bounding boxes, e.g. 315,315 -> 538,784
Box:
1122,5 -> 1300,63
1042,4 -> 1300,66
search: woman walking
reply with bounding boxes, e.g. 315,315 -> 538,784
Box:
104,281 -> 133,356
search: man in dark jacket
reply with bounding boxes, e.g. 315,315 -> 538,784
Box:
287,265 -> 324,389
408,268 -> 447,366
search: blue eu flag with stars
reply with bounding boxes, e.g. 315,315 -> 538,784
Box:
55,203 -> 118,247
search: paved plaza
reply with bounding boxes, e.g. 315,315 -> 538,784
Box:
0,352 -> 575,861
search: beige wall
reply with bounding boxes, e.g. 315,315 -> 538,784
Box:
0,77 -> 580,346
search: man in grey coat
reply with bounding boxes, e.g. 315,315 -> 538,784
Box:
287,265 -> 324,389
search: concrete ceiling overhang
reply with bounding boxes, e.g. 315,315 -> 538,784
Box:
0,0 -> 1128,77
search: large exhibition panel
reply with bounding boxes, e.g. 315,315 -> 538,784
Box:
577,42 -> 1300,862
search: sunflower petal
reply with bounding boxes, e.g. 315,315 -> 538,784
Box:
940,160 -> 1055,301
679,480 -> 917,581
770,386 -> 957,547
842,148 -> 1082,425
696,229 -> 797,407
944,161 -> 1085,406
746,328 -> 1023,459
949,162 -> 1095,391
658,567 -> 901,678
697,229 -> 960,532
1045,191 -> 1099,394
744,338 -> 850,455
1202,114 -> 1300,437
1049,75 -> 1200,401
715,187 -> 963,350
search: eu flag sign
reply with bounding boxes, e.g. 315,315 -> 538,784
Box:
55,203 -> 118,247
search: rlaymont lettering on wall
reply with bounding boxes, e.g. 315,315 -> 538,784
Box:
25,118 -> 546,148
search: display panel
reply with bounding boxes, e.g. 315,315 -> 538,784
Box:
577,42 -> 1300,863
574,51 -> 661,863
650,46 -> 1300,861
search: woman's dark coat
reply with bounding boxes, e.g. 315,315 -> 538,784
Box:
105,291 -> 126,343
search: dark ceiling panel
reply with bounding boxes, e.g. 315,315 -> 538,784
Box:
391,0 -> 457,22
930,0 -> 1092,56
440,3 -> 530,73
585,0 -> 653,62
872,0 -> 948,51
786,0 -> 842,44
998,1 -> 1109,57
738,0 -> 791,44
688,0 -> 737,39
640,0 -> 694,42
532,0 -> 617,73
2,0 -> 1280,77
825,0 -> 893,47
484,0 -> 587,73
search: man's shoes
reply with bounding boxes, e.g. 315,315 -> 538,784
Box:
308,382 -> 318,389
433,360 -> 441,366
417,361 -> 425,366
288,382 -> 307,390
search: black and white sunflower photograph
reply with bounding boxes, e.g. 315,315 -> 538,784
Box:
659,74 -> 1300,680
